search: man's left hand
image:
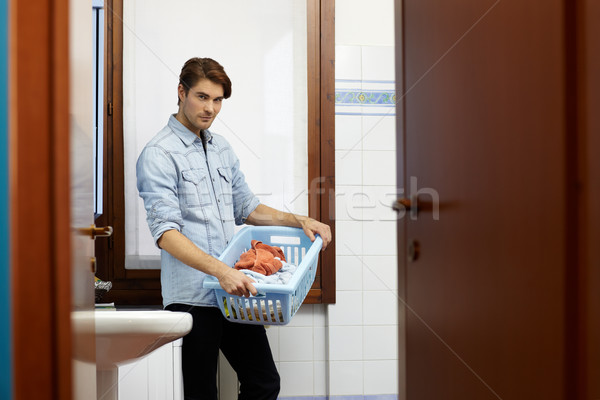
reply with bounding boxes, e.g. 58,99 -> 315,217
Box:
300,218 -> 332,251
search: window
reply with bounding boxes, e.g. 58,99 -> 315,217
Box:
96,0 -> 335,305
92,0 -> 105,218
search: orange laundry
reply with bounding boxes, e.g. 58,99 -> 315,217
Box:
234,240 -> 287,276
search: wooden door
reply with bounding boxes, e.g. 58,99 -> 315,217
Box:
10,0 -> 97,399
396,0 -> 598,398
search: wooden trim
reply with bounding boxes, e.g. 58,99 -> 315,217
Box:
306,0 -> 321,304
97,0 -> 112,282
318,0 -> 336,304
307,0 -> 321,218
307,0 -> 336,304
10,0 -> 71,398
396,0 -> 407,397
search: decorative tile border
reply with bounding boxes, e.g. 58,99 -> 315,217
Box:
335,79 -> 397,116
335,90 -> 396,107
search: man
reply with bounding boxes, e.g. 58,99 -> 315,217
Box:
136,57 -> 331,400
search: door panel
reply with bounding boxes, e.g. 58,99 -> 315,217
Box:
400,0 -> 568,398
10,0 -> 84,398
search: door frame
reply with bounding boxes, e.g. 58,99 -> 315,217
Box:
10,0 -> 72,398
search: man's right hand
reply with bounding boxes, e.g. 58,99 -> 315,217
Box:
218,268 -> 258,298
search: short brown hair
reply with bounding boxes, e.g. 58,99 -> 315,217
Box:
178,57 -> 232,104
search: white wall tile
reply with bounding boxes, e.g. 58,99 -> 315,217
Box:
362,46 -> 396,81
279,362 -> 314,397
265,325 -> 280,362
336,185 -> 364,221
336,150 -> 363,185
363,360 -> 399,395
362,115 -> 396,151
279,326 -> 314,362
328,291 -> 363,326
363,150 -> 396,186
313,326 -> 327,361
329,361 -> 364,396
336,0 -> 395,47
364,325 -> 398,360
362,255 -> 398,292
313,361 -> 328,395
287,305 -> 314,327
331,5 -> 398,397
336,114 -> 363,151
360,185 -> 401,223
329,325 -> 363,361
335,104 -> 366,117
363,291 -> 399,326
336,45 -> 362,80
336,255 -> 364,291
363,220 -> 397,256
313,304 -> 327,327
336,220 -> 363,256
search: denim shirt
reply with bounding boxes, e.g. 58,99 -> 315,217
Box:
136,115 -> 260,307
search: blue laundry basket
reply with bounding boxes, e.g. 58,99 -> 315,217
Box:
203,226 -> 322,325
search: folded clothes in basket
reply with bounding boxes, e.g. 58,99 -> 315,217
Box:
238,261 -> 297,285
223,297 -> 284,323
224,261 -> 297,323
234,240 -> 287,275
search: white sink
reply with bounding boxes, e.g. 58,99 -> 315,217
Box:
94,310 -> 193,369
73,309 -> 192,400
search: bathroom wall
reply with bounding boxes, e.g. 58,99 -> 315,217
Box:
272,0 -> 399,398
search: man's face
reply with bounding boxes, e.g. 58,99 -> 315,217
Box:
177,78 -> 224,134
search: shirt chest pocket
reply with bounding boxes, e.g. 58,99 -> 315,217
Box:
180,168 -> 212,207
217,167 -> 233,206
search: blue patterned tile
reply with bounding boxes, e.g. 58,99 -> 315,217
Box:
335,79 -> 397,116
335,90 -> 396,106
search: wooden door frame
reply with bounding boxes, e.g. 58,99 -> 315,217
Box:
307,0 -> 336,304
0,0 -> 10,396
10,0 -> 72,399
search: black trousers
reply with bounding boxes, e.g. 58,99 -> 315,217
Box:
166,304 -> 280,400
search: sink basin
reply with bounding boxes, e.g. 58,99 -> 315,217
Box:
94,310 -> 193,369
72,309 -> 192,399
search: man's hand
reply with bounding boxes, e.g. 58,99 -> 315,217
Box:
245,204 -> 333,250
218,268 -> 258,297
300,217 -> 332,251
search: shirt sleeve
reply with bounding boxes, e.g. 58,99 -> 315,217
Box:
136,145 -> 184,247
